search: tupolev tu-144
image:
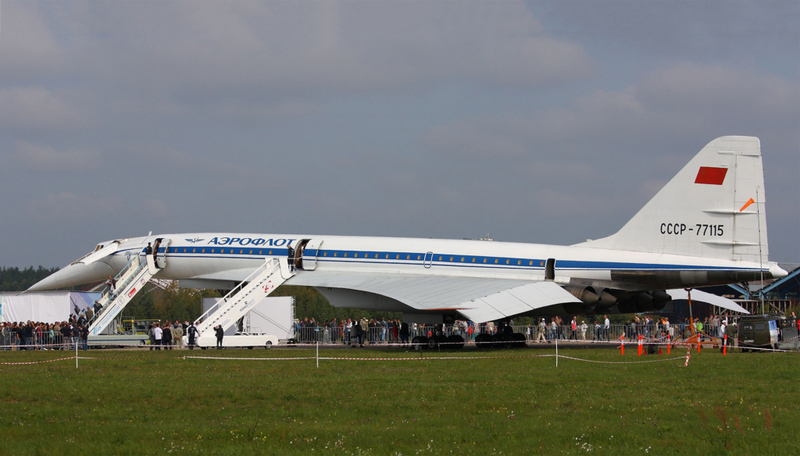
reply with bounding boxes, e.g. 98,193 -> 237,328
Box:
29,136 -> 787,323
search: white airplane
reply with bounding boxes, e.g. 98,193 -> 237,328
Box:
29,136 -> 787,324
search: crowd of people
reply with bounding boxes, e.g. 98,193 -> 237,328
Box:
145,320 -> 200,350
1,318 -> 90,350
4,312 -> 793,351
294,317 -> 411,346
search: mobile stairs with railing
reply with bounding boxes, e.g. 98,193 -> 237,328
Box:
88,253 -> 163,337
192,257 -> 293,348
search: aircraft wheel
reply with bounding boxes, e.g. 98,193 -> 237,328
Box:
448,335 -> 465,349
426,338 -> 439,350
512,333 -> 527,348
248,347 -> 254,350
475,334 -> 489,349
412,336 -> 426,350
201,347 -> 207,350
265,341 -> 273,350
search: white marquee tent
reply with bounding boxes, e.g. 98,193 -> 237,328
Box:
0,292 -> 101,323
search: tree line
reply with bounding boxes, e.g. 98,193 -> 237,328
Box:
0,266 -> 60,292
120,283 -> 399,323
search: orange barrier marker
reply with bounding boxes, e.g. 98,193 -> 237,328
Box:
697,335 -> 701,353
638,334 -> 643,356
684,345 -> 692,367
620,335 -> 624,356
723,334 -> 727,356
667,335 -> 671,354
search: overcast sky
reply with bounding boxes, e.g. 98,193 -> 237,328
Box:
1,0 -> 798,268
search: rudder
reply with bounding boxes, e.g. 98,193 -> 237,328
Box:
578,136 -> 768,262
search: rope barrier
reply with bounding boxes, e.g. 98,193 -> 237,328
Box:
557,355 -> 686,365
182,356 -> 315,361
0,356 -> 76,365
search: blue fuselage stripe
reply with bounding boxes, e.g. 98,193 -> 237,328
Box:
113,246 -> 760,273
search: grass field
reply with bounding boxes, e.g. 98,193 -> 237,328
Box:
0,345 -> 797,455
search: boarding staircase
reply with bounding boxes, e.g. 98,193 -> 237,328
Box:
194,257 -> 293,336
88,254 -> 162,336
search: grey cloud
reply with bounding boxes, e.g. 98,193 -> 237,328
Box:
15,2 -> 594,100
0,1 -> 796,267
14,141 -> 101,173
0,87 -> 92,132
23,192 -> 122,225
0,2 -> 65,82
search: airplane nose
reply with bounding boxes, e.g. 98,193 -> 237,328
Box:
27,261 -> 117,291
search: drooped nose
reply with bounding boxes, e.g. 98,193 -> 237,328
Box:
27,261 -> 117,291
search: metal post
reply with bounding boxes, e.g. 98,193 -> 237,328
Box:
75,338 -> 78,369
555,337 -> 558,367
316,327 -> 319,368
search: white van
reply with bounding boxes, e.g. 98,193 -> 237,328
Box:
193,332 -> 278,350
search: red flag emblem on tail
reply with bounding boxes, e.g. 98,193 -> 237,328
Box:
694,167 -> 728,185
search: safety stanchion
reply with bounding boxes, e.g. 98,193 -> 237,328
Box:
555,338 -> 558,367
638,334 -> 643,356
684,345 -> 692,367
620,335 -> 624,356
723,334 -> 727,356
697,335 -> 701,353
667,335 -> 671,355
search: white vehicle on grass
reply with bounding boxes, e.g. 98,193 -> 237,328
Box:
195,332 -> 278,350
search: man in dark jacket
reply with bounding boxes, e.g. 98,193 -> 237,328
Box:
162,323 -> 172,350
215,325 -> 224,349
80,325 -> 89,350
187,322 -> 198,350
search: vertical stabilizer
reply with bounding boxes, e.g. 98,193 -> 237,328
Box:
578,136 -> 768,262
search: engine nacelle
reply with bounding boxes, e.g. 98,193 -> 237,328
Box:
615,290 -> 672,313
564,286 -> 600,314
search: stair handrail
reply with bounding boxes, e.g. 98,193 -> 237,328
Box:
89,256 -> 148,332
97,254 -> 142,302
194,258 -> 278,327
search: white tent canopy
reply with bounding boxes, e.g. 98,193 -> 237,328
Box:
0,292 -> 101,323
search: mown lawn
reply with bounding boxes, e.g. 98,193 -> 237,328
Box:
0,346 -> 797,455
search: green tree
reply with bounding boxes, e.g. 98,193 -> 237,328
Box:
0,266 -> 60,291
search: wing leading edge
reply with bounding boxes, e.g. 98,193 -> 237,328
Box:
288,272 -> 581,323
666,289 -> 750,314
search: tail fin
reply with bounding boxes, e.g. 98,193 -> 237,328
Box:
579,136 -> 768,262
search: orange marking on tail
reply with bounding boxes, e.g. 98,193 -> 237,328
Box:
739,198 -> 755,212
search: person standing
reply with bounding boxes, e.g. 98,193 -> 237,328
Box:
162,322 -> 172,350
80,325 -> 89,351
152,240 -> 161,268
214,325 -> 224,349
603,315 -> 610,341
70,324 -> 80,350
173,323 -> 183,349
359,317 -> 368,347
287,244 -> 295,271
105,276 -> 117,297
400,321 -> 409,346
153,324 -> 163,350
148,323 -> 156,350
187,322 -> 198,350
537,319 -> 546,343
